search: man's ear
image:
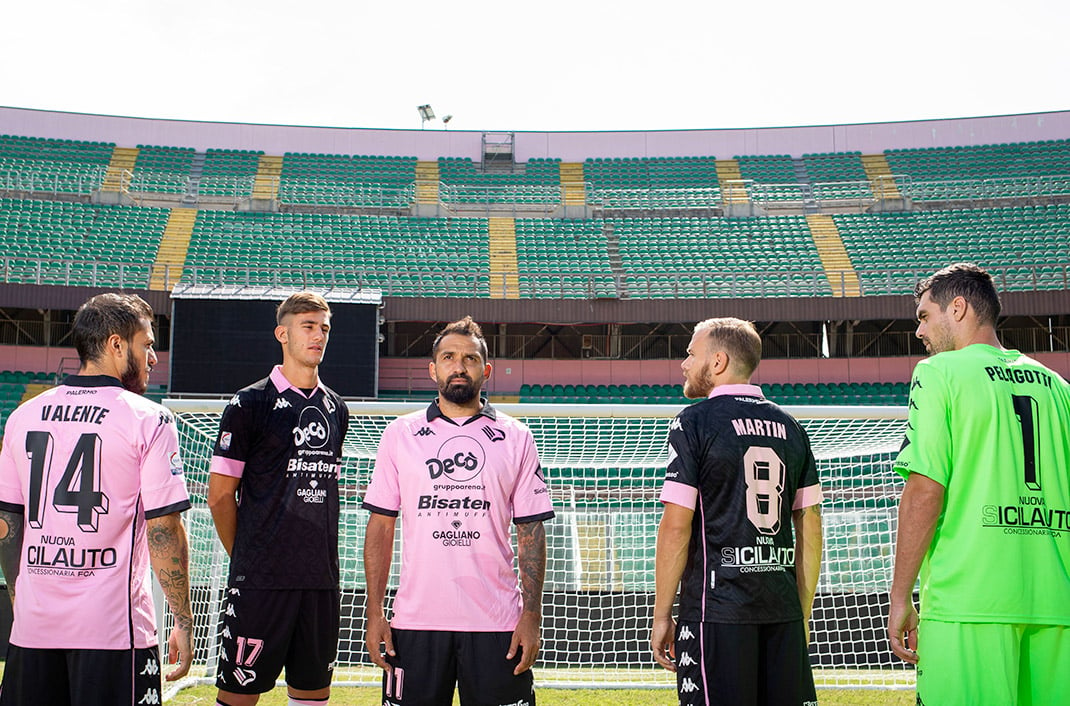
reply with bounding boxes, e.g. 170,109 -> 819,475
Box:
950,295 -> 969,322
275,325 -> 287,344
428,360 -> 437,383
107,332 -> 125,360
711,349 -> 729,375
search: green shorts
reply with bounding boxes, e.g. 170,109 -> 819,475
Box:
917,620 -> 1070,706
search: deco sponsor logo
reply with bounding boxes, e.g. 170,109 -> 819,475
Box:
425,435 -> 485,483
293,406 -> 330,449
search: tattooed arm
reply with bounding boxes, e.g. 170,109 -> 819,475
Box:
0,509 -> 23,606
793,502 -> 823,645
147,512 -> 193,681
508,520 -> 546,675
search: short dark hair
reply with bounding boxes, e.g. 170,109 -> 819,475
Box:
72,293 -> 155,365
914,263 -> 1001,327
432,316 -> 489,363
696,317 -> 762,378
276,292 -> 331,325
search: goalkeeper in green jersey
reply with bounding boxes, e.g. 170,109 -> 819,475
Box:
889,263 -> 1070,706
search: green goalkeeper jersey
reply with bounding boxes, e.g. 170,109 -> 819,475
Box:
894,344 -> 1070,625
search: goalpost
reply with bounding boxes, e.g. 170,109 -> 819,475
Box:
164,399 -> 914,692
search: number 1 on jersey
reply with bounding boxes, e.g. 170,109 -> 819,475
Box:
1011,394 -> 1041,491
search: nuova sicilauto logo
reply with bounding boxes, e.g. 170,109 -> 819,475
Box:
425,435 -> 486,482
293,406 -> 330,449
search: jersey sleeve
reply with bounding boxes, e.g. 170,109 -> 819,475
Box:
208,394 -> 255,479
793,425 -> 823,510
362,418 -> 403,516
140,407 -> 192,519
660,411 -> 702,509
0,413 -> 25,513
511,426 -> 554,524
893,359 -> 953,486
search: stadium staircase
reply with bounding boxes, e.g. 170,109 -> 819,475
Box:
20,382 -> 53,403
149,208 -> 198,291
861,153 -> 902,200
559,162 -> 586,206
806,214 -> 861,297
101,146 -> 139,192
716,158 -> 750,205
415,160 -> 440,204
251,154 -> 283,201
488,217 -> 520,299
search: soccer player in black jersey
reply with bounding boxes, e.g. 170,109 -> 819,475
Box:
652,318 -> 822,706
207,293 -> 349,706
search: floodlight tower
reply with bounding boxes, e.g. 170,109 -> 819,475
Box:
417,104 -> 435,129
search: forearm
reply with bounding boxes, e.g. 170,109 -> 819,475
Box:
890,474 -> 944,605
654,508 -> 691,619
0,510 -> 24,603
207,473 -> 240,556
793,504 -> 822,620
146,513 -> 193,633
363,514 -> 396,615
516,521 -> 546,615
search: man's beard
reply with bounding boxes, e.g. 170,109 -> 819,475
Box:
120,347 -> 146,395
440,375 -> 479,404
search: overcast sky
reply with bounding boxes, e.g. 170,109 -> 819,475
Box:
2,0 -> 1067,132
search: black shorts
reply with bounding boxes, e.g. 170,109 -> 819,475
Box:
0,644 -> 162,706
215,587 -> 340,695
674,620 -> 817,706
383,629 -> 535,706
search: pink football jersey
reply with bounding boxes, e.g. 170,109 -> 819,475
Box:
363,401 -> 554,631
0,376 -> 190,650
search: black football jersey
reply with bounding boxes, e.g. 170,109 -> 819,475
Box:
211,369 -> 348,589
663,385 -> 820,624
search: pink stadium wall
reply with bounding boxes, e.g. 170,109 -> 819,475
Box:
2,345 -> 1066,395
379,353 -> 1070,394
2,106 -> 1068,161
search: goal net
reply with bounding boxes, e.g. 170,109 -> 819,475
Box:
165,399 -> 913,691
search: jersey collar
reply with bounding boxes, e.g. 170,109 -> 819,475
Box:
426,398 -> 498,426
269,365 -> 326,399
708,383 -> 764,399
62,374 -> 124,388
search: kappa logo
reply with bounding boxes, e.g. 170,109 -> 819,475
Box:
140,657 -> 160,676
481,426 -> 506,442
678,625 -> 695,640
226,604 -> 237,617
274,397 -> 292,410
229,587 -> 241,596
229,394 -> 242,408
232,667 -> 257,686
222,626 -> 232,639
670,417 -> 683,431
677,651 -> 695,666
137,689 -> 161,705
680,677 -> 700,693
414,426 -> 435,437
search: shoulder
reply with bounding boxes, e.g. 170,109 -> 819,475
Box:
226,377 -> 277,409
488,408 -> 530,433
116,390 -> 176,426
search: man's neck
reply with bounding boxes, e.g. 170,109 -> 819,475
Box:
437,396 -> 482,419
79,360 -> 118,379
280,360 -> 319,390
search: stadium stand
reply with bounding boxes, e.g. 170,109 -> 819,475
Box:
0,134 -> 113,194
278,152 -> 416,207
0,197 -> 167,287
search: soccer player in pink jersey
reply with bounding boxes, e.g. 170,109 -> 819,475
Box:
364,316 -> 553,706
207,293 -> 348,706
0,293 -> 193,706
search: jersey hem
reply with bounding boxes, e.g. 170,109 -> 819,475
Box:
0,500 -> 23,514
514,510 -> 555,524
144,499 -> 192,520
362,502 -> 399,518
